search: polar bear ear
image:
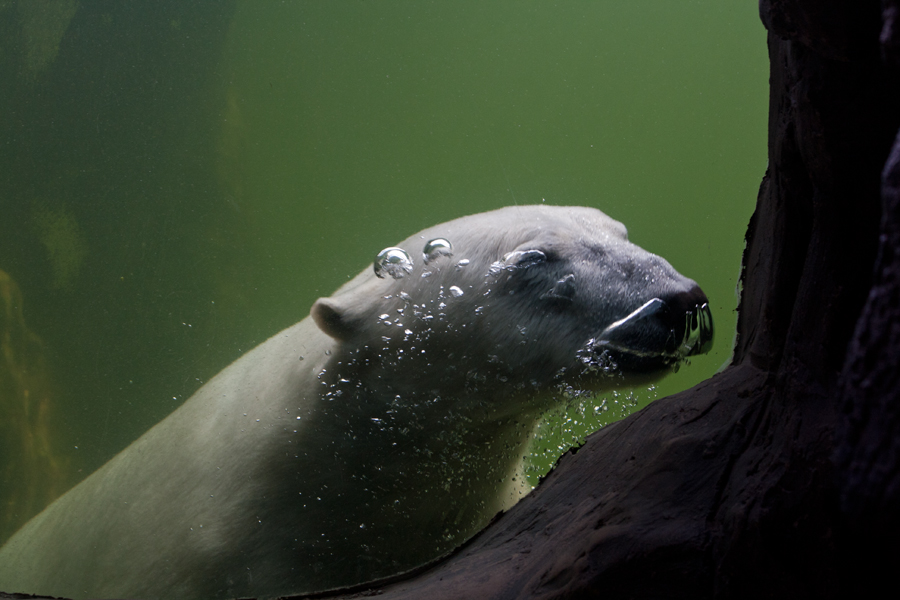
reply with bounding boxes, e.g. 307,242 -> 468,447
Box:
311,297 -> 359,341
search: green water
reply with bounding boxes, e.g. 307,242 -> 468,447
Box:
0,0 -> 767,545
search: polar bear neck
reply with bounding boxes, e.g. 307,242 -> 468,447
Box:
232,347 -> 540,591
306,343 -> 542,509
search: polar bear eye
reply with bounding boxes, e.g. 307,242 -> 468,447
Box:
487,249 -> 548,277
374,247 -> 414,279
423,238 -> 453,264
506,249 -> 546,268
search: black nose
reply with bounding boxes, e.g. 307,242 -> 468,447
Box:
591,284 -> 714,367
664,285 -> 714,357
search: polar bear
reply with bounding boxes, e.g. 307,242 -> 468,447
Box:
0,205 -> 712,600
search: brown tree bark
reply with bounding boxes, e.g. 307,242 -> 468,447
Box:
298,1 -> 900,598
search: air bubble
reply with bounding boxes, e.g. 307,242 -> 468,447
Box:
423,238 -> 453,264
449,286 -> 464,297
374,247 -> 414,279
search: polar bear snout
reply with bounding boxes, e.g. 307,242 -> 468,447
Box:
585,283 -> 713,375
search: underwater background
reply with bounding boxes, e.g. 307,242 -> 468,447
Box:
0,0 -> 767,545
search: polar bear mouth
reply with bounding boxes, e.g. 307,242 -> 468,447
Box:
581,293 -> 714,372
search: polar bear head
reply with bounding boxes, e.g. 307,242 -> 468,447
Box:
311,205 -> 712,408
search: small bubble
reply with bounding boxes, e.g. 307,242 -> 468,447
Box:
449,286 -> 464,297
423,238 -> 453,264
374,247 -> 414,279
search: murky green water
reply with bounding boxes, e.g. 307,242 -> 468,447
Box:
0,0 -> 766,545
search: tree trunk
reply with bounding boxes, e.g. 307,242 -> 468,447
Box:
304,1 -> 900,598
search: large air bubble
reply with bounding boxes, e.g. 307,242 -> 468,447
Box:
423,238 -> 453,264
374,247 -> 414,279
